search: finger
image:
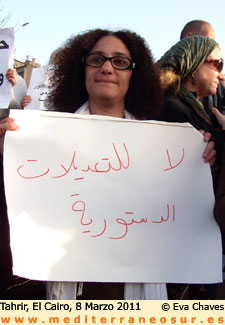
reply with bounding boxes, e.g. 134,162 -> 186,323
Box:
203,132 -> 212,142
0,129 -> 6,136
209,156 -> 216,168
6,69 -> 17,86
202,149 -> 216,167
206,149 -> 216,168
212,107 -> 221,117
203,141 -> 214,159
212,107 -> 225,129
219,73 -> 225,81
204,148 -> 216,162
0,117 -> 15,125
6,70 -> 14,78
0,123 -> 19,131
21,98 -> 32,108
212,107 -> 224,120
198,129 -> 212,142
6,68 -> 15,75
0,119 -> 19,133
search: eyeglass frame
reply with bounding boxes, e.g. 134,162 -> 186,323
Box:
82,54 -> 136,70
204,58 -> 224,73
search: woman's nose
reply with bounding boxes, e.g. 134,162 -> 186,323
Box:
218,72 -> 225,80
100,59 -> 114,73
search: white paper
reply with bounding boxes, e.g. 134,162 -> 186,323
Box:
4,110 -> 222,283
0,28 -> 15,108
25,66 -> 50,110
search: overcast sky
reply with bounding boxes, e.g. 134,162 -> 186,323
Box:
3,0 -> 225,66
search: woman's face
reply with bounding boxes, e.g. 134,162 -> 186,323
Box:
85,36 -> 133,106
194,47 -> 223,99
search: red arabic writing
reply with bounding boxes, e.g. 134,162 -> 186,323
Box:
71,194 -> 176,240
16,143 -> 182,240
17,143 -> 130,179
164,148 -> 185,171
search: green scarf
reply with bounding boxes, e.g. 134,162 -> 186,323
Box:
158,35 -> 218,128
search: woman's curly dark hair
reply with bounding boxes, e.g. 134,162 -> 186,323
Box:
46,29 -> 162,119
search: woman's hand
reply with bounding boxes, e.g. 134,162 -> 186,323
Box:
0,117 -> 19,136
199,130 -> 216,168
21,95 -> 32,109
6,68 -> 17,87
212,107 -> 225,130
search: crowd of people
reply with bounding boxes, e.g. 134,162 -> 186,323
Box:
0,19 -> 225,300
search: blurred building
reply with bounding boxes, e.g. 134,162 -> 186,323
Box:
14,56 -> 41,87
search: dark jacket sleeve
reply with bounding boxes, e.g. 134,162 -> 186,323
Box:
160,97 -> 192,123
160,97 -> 213,132
0,154 -> 13,291
214,133 -> 225,230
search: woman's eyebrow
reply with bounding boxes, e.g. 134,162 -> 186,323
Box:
90,50 -> 130,57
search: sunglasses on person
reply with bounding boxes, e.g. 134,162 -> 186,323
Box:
82,54 -> 135,70
204,59 -> 224,73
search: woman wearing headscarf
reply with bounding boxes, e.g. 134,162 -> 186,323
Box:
158,35 -> 224,135
157,35 -> 224,299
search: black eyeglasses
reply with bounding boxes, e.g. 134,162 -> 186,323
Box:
205,59 -> 224,73
82,54 -> 135,70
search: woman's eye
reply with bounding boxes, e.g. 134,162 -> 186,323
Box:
90,56 -> 103,64
114,58 -> 127,66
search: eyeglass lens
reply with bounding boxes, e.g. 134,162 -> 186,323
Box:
207,59 -> 224,73
85,54 -> 133,69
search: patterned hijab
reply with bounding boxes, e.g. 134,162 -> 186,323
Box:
158,35 -> 218,128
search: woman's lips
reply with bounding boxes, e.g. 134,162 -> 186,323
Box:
96,79 -> 116,84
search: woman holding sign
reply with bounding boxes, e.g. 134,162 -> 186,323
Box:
0,28 -> 165,300
45,29 -> 217,300
0,29 -> 216,300
46,29 -> 164,300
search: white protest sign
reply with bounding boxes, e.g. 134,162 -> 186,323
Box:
0,28 -> 15,108
25,66 -> 50,110
4,110 -> 222,283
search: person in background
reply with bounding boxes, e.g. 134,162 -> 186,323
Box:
180,20 -> 225,299
0,68 -> 27,120
180,20 -> 225,120
0,69 -> 45,299
21,48 -> 63,109
157,35 -> 222,299
211,106 -> 225,297
180,20 -> 215,39
0,68 -> 27,153
213,107 -> 225,230
158,35 -> 223,135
